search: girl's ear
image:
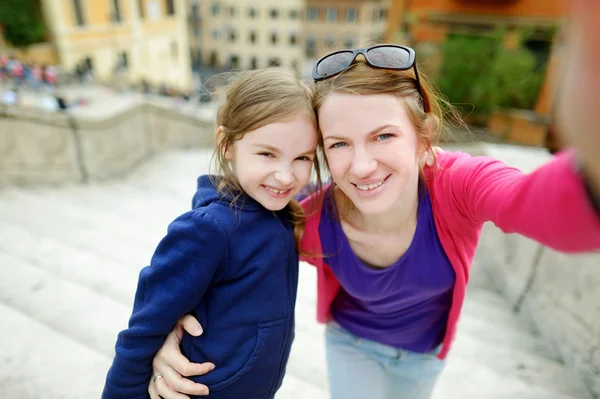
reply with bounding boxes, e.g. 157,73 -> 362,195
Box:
216,126 -> 233,160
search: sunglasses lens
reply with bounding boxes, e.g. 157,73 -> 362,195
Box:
316,51 -> 355,78
366,46 -> 411,69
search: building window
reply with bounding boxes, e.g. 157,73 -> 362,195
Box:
229,55 -> 239,69
249,30 -> 257,44
111,0 -> 122,22
268,58 -> 281,67
325,35 -> 336,48
190,3 -> 198,19
211,3 -> 220,16
119,51 -> 128,68
270,32 -> 278,45
209,51 -> 218,67
346,8 -> 357,22
229,29 -> 236,42
306,36 -> 316,58
248,6 -> 257,18
325,7 -> 337,22
165,0 -> 175,15
289,9 -> 299,20
380,8 -> 388,20
229,6 -> 236,17
211,29 -> 220,39
138,0 -> 145,19
289,33 -> 297,46
193,26 -> 200,37
171,41 -> 178,59
270,9 -> 279,19
250,57 -> 258,69
307,7 -> 318,21
344,36 -> 355,48
72,0 -> 86,26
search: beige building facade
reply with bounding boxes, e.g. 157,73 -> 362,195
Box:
189,0 -> 304,72
304,0 -> 390,62
40,0 -> 192,90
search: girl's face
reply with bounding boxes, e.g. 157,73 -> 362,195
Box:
227,113 -> 317,211
318,93 -> 424,216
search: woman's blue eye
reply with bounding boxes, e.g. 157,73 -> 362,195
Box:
296,156 -> 312,161
330,142 -> 347,149
376,134 -> 392,141
258,152 -> 275,157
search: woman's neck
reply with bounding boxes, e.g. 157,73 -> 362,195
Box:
337,176 -> 420,234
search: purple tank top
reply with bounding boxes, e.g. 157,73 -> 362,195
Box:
319,186 -> 456,353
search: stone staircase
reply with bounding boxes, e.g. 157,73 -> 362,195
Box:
0,150 -> 591,399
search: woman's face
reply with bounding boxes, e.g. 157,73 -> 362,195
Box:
318,93 -> 423,216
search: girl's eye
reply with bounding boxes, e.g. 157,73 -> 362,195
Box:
296,156 -> 313,161
258,152 -> 275,158
329,142 -> 347,149
376,133 -> 393,141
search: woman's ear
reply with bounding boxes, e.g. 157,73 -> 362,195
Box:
216,126 -> 233,160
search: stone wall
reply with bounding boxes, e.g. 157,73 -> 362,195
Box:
0,102 -> 214,187
469,144 -> 600,398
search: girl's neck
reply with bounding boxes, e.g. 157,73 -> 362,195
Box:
336,176 -> 420,234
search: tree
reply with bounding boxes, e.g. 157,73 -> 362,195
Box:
0,0 -> 45,49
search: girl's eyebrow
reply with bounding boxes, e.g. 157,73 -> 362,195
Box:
252,143 -> 281,153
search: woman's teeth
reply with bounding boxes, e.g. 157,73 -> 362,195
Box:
356,180 -> 384,191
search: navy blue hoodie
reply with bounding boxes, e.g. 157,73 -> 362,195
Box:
102,175 -> 299,399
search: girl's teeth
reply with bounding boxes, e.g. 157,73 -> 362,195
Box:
267,187 -> 287,194
357,181 -> 384,191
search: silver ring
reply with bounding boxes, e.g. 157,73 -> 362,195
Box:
153,374 -> 163,383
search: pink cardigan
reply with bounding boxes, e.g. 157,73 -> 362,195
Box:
299,150 -> 600,360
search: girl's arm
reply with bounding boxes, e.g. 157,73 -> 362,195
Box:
443,150 -> 600,253
102,211 -> 227,399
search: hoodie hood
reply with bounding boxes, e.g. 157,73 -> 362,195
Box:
192,175 -> 263,211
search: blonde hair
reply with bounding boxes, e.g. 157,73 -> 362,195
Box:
211,68 -> 322,250
312,61 -> 459,218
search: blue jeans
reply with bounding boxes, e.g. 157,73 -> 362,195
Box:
325,321 -> 446,399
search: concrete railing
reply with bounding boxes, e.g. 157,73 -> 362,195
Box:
0,101 -> 214,187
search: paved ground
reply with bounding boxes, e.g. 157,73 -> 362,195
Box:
0,149 -> 591,398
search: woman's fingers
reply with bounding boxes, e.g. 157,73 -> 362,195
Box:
178,314 -> 204,337
153,373 -> 195,399
158,364 -> 210,396
148,377 -> 162,399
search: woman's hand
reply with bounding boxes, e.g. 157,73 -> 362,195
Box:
556,0 -> 600,189
149,315 -> 214,399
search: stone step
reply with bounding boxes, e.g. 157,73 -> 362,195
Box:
0,252 -> 131,356
434,354 -> 584,399
0,192 -> 151,267
0,220 -> 137,306
0,302 -> 110,399
450,328 -> 589,397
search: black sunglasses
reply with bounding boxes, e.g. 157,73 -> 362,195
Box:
312,44 -> 428,113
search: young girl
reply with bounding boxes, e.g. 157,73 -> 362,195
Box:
101,68 -> 320,399
147,36 -> 600,399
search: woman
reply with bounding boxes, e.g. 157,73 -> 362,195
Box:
148,2 -> 600,397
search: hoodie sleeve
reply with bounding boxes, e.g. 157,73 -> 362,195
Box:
440,150 -> 600,253
102,210 -> 228,399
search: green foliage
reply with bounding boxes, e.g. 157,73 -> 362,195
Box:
0,0 -> 45,48
436,28 -> 549,124
490,47 -> 544,110
437,33 -> 500,121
